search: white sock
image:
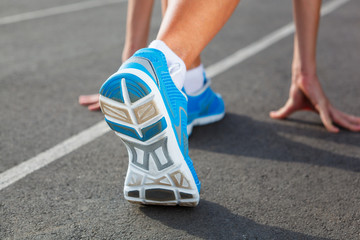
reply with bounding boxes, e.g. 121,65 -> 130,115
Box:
184,64 -> 205,94
148,40 -> 186,90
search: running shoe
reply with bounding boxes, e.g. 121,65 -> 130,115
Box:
186,78 -> 225,135
99,48 -> 201,206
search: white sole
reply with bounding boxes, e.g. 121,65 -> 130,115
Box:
187,112 -> 225,136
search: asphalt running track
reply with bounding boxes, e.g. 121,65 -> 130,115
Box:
1,0 -> 359,239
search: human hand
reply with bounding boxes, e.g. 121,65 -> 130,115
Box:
270,74 -> 360,133
78,93 -> 101,111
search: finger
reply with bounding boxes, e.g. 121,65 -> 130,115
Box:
270,100 -> 296,119
88,102 -> 101,111
79,94 -> 100,105
335,110 -> 360,125
332,111 -> 360,132
318,105 -> 339,133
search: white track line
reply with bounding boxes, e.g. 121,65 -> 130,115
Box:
0,0 -> 351,191
0,122 -> 110,190
0,0 -> 125,26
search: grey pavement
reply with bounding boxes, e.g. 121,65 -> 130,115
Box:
1,0 -> 360,239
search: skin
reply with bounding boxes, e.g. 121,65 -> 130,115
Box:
80,0 -> 360,132
161,0 -> 201,69
121,0 -> 154,63
270,0 -> 360,132
157,0 -> 239,69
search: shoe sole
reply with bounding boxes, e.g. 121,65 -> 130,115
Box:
187,112 -> 225,136
100,68 -> 200,207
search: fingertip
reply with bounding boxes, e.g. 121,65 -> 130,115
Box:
269,110 -> 284,119
327,126 -> 340,133
269,111 -> 276,118
88,104 -> 101,111
79,95 -> 91,104
351,126 -> 360,132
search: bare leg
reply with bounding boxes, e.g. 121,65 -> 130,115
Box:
161,0 -> 202,69
157,0 -> 240,69
79,0 -> 154,111
270,0 -> 360,132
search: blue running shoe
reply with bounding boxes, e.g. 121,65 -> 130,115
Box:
99,48 -> 200,206
186,78 -> 225,136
